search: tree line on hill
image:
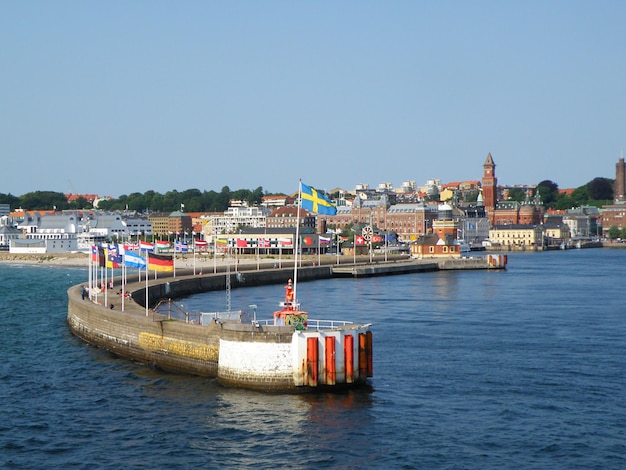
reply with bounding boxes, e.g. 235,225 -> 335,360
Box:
0,186 -> 265,213
0,178 -> 615,212
535,178 -> 613,209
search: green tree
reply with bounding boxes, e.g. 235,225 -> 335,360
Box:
554,194 -> 575,210
126,192 -> 146,212
218,186 -> 231,209
587,177 -> 613,200
570,186 -> 590,206
248,186 -> 264,206
537,180 -> 559,207
0,193 -> 21,209
20,191 -> 69,210
69,196 -> 91,209
507,188 -> 526,202
608,225 -> 620,240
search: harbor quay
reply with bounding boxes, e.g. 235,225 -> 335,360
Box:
87,254 -> 505,310
66,254 -> 501,391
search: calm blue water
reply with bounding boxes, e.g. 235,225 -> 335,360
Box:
1,249 -> 625,469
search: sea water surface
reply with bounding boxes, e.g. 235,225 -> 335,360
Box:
1,249 -> 625,469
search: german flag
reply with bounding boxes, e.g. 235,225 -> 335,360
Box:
147,253 -> 174,272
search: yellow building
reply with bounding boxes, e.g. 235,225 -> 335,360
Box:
489,224 -> 543,248
543,223 -> 571,247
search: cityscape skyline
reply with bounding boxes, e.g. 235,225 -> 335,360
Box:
2,2 -> 625,197
1,152 -> 616,202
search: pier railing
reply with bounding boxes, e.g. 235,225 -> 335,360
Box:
151,299 -> 358,330
254,318 -> 355,330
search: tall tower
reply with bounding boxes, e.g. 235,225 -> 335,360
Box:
615,157 -> 626,202
482,152 -> 497,223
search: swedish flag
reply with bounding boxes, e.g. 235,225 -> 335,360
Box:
301,182 -> 337,215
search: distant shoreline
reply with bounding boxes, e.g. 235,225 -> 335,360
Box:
0,252 -> 90,267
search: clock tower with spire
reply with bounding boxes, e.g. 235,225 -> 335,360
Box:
482,152 -> 497,223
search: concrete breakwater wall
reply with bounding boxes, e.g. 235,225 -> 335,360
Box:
67,257 -> 493,390
133,266 -> 333,308
67,265 -> 366,391
89,258 -> 498,309
437,257 -> 496,270
136,257 -> 497,305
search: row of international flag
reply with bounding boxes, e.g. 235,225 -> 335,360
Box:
90,244 -> 174,272
225,237 -> 294,248
134,239 -> 209,252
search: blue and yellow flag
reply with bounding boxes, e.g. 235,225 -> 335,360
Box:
301,182 -> 337,215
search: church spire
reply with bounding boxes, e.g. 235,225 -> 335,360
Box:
484,152 -> 495,166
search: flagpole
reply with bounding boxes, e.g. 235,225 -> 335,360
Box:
121,257 -> 125,312
293,181 -> 302,304
88,246 -> 92,301
317,235 -> 320,266
104,256 -> 108,308
145,263 -> 149,317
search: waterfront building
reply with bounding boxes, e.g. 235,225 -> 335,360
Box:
409,203 -> 465,258
458,204 -> 490,246
489,224 -> 544,248
600,156 -> 626,234
148,211 -> 192,239
543,222 -> 571,247
385,203 -> 438,241
200,206 -> 275,242
122,215 -> 153,239
78,212 -> 127,249
317,194 -> 387,234
12,212 -> 80,253
562,209 -> 598,238
492,200 -> 544,226
148,212 -> 171,236
265,206 -> 315,231
0,216 -> 20,248
261,194 -> 291,208
600,203 -> 626,235
10,234 -> 78,254
9,210 -> 154,252
615,157 -> 626,202
410,233 -> 465,258
212,227 -> 299,255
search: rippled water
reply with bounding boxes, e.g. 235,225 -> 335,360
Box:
1,249 -> 625,468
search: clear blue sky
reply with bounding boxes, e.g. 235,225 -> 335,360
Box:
2,1 -> 625,198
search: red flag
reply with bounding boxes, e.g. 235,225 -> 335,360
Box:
303,237 -> 313,246
355,235 -> 365,246
372,235 -> 383,243
279,238 -> 292,247
236,239 -> 248,248
258,238 -> 270,248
